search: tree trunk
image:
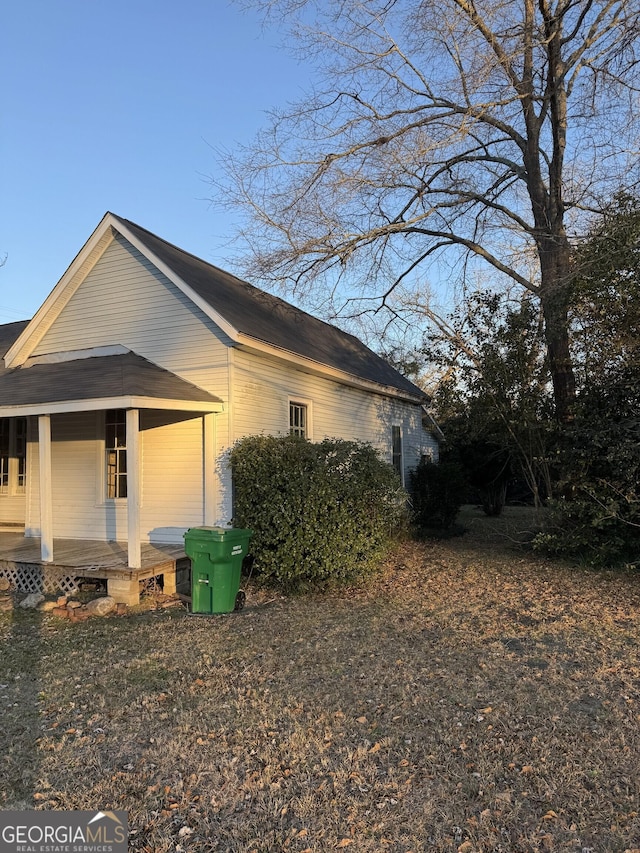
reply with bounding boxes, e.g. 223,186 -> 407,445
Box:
538,240 -> 576,424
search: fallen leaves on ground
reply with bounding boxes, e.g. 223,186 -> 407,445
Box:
1,506 -> 639,851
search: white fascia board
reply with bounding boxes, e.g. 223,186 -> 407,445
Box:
113,220 -> 241,343
234,334 -> 426,405
0,396 -> 223,418
4,214 -> 117,369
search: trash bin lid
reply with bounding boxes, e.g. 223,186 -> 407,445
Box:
184,526 -> 252,542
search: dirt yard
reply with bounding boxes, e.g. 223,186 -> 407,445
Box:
1,507 -> 639,852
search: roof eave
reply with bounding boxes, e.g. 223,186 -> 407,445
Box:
235,334 -> 427,404
4,213 -> 118,369
0,396 -> 224,418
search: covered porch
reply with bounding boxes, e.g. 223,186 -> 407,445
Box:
0,347 -> 224,604
0,531 -> 190,605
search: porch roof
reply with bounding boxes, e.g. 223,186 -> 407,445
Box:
0,351 -> 223,417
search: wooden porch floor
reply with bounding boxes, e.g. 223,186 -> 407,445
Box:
0,532 -> 186,581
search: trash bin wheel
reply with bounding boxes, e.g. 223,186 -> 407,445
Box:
234,590 -> 246,611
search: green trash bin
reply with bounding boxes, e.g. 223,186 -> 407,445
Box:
184,526 -> 253,614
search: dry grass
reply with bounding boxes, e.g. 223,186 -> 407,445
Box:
1,506 -> 640,852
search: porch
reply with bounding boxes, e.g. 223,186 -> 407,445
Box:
0,532 -> 189,605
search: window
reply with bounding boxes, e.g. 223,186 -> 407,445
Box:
289,401 -> 308,438
392,425 -> 403,482
0,420 -> 10,493
15,417 -> 27,493
0,417 -> 28,495
105,409 -> 127,498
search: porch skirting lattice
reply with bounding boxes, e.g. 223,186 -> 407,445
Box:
0,563 -> 80,595
0,536 -> 185,605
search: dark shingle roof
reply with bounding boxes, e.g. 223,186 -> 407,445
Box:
0,351 -> 222,408
0,321 -> 29,374
113,215 -> 425,400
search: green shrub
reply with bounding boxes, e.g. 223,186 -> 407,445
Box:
229,434 -> 407,590
409,458 -> 466,532
533,374 -> 640,567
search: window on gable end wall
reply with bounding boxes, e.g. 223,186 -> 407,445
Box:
392,424 -> 404,485
289,399 -> 312,439
0,417 -> 27,496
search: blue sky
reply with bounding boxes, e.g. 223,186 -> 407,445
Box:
0,0 -> 306,324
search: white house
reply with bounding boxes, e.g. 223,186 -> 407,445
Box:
0,213 -> 438,602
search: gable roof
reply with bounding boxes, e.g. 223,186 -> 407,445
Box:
110,215 -> 425,400
5,213 -> 426,402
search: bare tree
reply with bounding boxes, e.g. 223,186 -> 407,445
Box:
219,0 -> 640,422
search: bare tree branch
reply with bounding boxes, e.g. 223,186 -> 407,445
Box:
216,0 -> 640,421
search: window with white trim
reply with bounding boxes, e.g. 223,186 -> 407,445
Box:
0,417 -> 27,496
289,401 -> 308,438
105,409 -> 127,498
15,417 -> 27,493
392,424 -> 403,483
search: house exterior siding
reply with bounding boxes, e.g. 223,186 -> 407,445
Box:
1,214 -> 438,550
25,410 -> 207,542
30,237 -> 433,531
139,411 -> 206,542
232,348 -> 430,484
0,491 -> 25,527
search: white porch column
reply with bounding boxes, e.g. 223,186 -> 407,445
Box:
203,413 -> 216,525
126,408 -> 141,569
38,414 -> 54,562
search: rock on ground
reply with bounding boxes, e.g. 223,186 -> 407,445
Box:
85,596 -> 116,617
19,592 -> 45,609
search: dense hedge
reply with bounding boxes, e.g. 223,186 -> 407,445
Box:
409,458 -> 467,532
533,376 -> 640,568
229,435 -> 407,590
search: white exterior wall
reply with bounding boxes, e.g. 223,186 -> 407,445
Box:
33,235 -> 233,404
139,411 -> 205,542
0,493 -> 25,527
52,412 -> 126,539
231,347 -> 427,483
29,235 -> 233,536
26,411 -> 207,543
18,231 -> 436,539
